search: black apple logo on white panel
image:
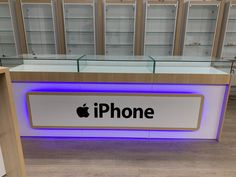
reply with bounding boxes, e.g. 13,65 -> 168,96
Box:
76,104 -> 90,118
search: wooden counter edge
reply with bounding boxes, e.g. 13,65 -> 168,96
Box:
10,72 -> 231,85
0,67 -> 27,177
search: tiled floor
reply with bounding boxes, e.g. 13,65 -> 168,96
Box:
21,98 -> 236,177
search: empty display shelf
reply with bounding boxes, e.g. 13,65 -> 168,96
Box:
21,0 -> 57,55
220,1 -> 236,60
182,1 -> 220,57
104,0 -> 136,55
63,0 -> 96,55
144,0 -> 178,56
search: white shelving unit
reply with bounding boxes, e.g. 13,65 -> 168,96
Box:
104,0 -> 136,55
182,1 -> 220,57
63,0 -> 96,55
144,1 -> 178,56
221,2 -> 236,59
21,0 -> 57,55
0,0 -> 17,57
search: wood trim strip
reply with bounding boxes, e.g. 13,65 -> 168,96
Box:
27,92 -> 204,131
212,1 -> 225,58
0,67 -> 27,177
10,72 -> 231,85
15,0 -> 28,54
173,0 -> 184,55
56,0 -> 66,54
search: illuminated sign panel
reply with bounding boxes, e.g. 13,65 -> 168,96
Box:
27,92 -> 203,130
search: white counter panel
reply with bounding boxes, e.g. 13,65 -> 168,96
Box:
12,82 -> 228,139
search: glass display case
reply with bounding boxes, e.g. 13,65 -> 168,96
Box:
0,54 -> 81,72
1,55 -> 233,75
78,55 -> 154,73
104,0 -> 136,55
144,1 -> 178,56
0,0 -> 17,57
21,0 -> 57,55
182,1 -> 220,57
63,0 -> 96,55
150,56 -> 233,75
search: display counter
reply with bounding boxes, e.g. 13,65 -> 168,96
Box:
0,54 -> 234,141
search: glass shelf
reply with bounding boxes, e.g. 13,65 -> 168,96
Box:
184,44 -> 212,47
28,43 -> 55,45
144,3 -> 177,56
106,17 -> 134,20
0,42 -> 16,45
147,18 -> 175,20
23,17 -> 53,19
106,43 -> 133,45
188,18 -> 216,20
65,17 -> 93,19
68,43 -> 94,45
145,44 -> 172,46
106,31 -> 134,33
0,16 -> 11,18
67,31 -> 94,33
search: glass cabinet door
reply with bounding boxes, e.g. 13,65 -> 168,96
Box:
183,2 -> 219,57
0,1 -> 17,57
22,0 -> 57,55
63,1 -> 96,55
144,2 -> 177,56
105,1 -> 136,55
221,4 -> 236,59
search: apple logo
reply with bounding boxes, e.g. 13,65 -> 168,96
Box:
76,104 -> 90,118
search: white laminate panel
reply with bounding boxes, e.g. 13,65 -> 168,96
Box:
12,83 -> 228,139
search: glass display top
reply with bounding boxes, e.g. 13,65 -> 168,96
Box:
0,54 -> 234,75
